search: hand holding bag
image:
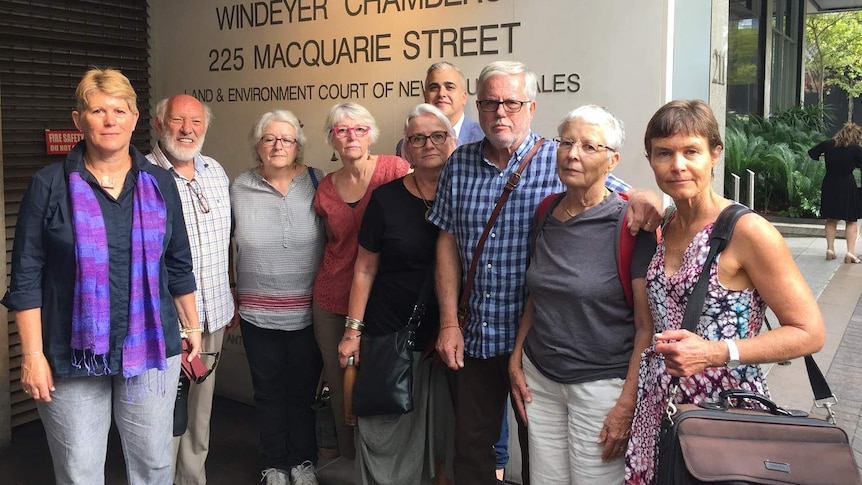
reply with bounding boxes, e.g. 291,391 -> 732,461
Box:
655,204 -> 862,484
350,263 -> 434,417
351,324 -> 418,416
173,338 -> 220,436
180,338 -> 218,384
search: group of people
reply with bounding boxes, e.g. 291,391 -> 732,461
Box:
3,59 -> 826,485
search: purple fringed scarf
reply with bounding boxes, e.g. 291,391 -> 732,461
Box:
68,170 -> 168,378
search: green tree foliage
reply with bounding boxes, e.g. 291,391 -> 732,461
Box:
806,12 -> 862,121
725,106 -> 829,217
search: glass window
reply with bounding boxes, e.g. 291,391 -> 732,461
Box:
728,0 -> 764,116
770,0 -> 800,113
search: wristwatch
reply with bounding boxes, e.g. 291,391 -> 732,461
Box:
723,339 -> 741,367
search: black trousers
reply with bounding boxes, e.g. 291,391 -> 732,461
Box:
453,354 -> 530,485
241,320 -> 323,470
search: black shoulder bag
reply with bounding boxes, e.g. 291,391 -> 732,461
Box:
351,263 -> 435,416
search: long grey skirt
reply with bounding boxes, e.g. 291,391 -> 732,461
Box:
354,351 -> 455,485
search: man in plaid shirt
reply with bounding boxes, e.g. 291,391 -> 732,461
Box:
147,94 -> 235,485
428,61 -> 659,485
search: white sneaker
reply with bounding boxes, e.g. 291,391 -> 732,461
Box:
260,467 -> 289,485
289,460 -> 318,485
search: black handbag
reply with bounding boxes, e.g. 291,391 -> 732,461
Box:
656,204 -> 861,484
351,264 -> 434,417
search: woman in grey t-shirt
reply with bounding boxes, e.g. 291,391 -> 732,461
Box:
509,105 -> 656,484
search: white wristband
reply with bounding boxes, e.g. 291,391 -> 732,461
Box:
723,339 -> 741,367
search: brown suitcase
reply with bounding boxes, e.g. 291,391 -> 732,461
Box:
657,391 -> 862,485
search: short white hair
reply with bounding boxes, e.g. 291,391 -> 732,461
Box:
403,103 -> 455,137
477,61 -> 537,100
557,105 -> 625,151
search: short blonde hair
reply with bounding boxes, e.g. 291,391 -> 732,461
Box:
75,68 -> 138,114
323,102 -> 380,147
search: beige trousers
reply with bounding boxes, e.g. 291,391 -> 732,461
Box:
173,326 -> 226,485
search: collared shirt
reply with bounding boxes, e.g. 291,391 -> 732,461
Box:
452,113 -> 465,140
428,131 -> 630,358
147,145 -> 234,333
2,141 -> 196,377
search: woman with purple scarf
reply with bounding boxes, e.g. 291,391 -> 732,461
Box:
2,68 -> 201,485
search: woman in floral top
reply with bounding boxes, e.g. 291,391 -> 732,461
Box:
624,99 -> 825,484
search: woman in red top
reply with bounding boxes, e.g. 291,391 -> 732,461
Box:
312,102 -> 410,459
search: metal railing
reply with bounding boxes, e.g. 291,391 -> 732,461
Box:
728,169 -> 756,209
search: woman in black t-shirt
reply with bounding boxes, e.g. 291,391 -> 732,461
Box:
339,104 -> 457,485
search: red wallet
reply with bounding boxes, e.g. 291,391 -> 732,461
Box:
180,339 -> 216,384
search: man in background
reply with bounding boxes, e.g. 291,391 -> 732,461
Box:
397,61 -> 485,156
401,61 -> 511,482
148,94 -> 235,485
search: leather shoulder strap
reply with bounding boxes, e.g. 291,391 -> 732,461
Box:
457,138 -> 545,329
680,203 -> 751,333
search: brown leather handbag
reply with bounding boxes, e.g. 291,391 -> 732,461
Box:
657,385 -> 861,484
656,204 -> 862,484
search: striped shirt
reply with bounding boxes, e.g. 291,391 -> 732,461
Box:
147,145 -> 234,333
231,167 -> 326,331
428,131 -> 630,358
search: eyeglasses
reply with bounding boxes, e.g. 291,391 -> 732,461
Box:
407,131 -> 450,148
476,99 -> 531,113
553,137 -> 617,155
190,351 -> 220,384
187,179 -> 211,214
331,125 -> 371,138
260,135 -> 298,147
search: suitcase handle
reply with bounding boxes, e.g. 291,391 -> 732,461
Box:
718,389 -> 793,416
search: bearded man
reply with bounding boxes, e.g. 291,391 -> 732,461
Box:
147,94 -> 235,485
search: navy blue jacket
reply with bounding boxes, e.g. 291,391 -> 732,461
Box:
2,141 -> 196,377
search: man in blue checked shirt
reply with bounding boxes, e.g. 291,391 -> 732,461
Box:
148,94 -> 235,485
427,61 -> 660,485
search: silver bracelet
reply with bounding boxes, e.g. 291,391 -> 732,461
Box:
344,316 -> 365,331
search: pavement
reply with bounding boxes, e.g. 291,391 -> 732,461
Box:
765,223 -> 862,474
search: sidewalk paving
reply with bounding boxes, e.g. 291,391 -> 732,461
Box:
765,234 -> 862,474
